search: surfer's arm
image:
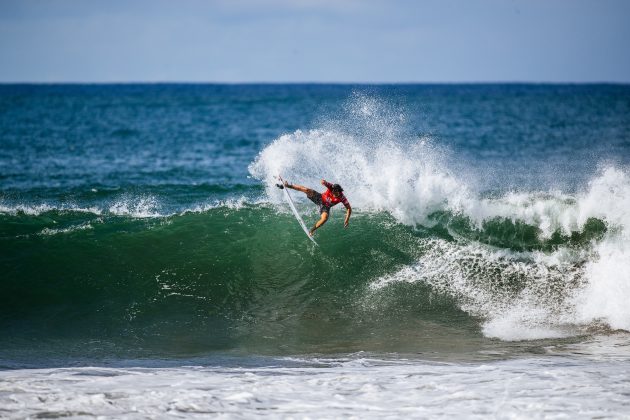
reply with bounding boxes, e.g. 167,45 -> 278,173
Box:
343,199 -> 351,228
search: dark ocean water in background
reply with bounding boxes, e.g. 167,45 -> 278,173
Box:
1,84 -> 629,368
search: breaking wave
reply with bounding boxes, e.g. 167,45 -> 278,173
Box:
249,94 -> 630,340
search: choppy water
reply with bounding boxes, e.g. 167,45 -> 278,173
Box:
1,84 -> 629,417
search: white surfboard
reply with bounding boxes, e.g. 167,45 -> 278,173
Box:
278,176 -> 318,246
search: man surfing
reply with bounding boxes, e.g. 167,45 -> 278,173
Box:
277,179 -> 351,236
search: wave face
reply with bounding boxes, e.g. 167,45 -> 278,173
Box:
1,204 -> 453,361
1,85 -> 630,363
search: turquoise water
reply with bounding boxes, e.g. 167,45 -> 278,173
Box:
1,84 -> 629,368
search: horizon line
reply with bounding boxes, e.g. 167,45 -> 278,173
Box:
1,81 -> 629,86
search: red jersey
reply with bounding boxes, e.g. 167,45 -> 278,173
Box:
321,181 -> 350,209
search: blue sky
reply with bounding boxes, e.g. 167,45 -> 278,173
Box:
0,0 -> 628,83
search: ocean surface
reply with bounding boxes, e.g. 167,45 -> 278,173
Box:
1,84 -> 629,418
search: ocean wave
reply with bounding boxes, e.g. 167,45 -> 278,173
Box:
249,95 -> 630,340
1,195 -> 625,344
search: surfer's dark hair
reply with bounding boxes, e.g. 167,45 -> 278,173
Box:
332,184 -> 343,193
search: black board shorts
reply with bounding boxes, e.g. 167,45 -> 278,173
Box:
307,191 -> 331,214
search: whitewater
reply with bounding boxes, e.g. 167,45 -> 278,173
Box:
2,351 -> 630,418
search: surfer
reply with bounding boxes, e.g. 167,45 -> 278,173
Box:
277,179 -> 351,236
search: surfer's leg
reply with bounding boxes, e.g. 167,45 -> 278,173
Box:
288,184 -> 322,202
286,183 -> 312,194
309,211 -> 328,236
287,183 -> 323,207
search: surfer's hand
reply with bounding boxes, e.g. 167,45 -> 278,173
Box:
321,179 -> 326,185
344,220 -> 349,228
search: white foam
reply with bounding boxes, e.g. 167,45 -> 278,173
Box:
1,357 -> 628,418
